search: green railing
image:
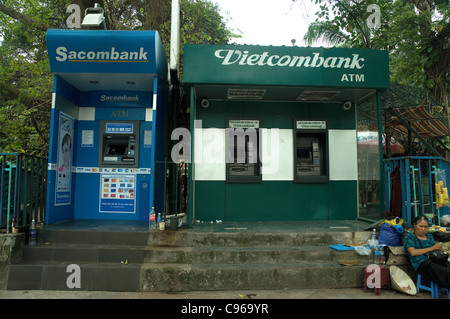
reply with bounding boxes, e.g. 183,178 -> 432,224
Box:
0,153 -> 47,232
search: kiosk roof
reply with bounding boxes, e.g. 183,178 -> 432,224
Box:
46,29 -> 167,92
183,44 -> 389,103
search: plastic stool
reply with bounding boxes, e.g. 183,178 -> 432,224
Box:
363,265 -> 390,295
417,273 -> 439,298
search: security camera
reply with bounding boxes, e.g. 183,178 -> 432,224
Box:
342,101 -> 352,111
81,13 -> 105,27
81,3 -> 107,29
201,99 -> 209,108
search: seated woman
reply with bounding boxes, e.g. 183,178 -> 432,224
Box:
404,215 -> 450,289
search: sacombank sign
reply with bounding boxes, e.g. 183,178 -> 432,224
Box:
55,46 -> 149,63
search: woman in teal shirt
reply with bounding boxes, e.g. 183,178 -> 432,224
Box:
404,216 -> 450,288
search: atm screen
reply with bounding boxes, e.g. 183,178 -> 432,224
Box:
106,143 -> 128,155
297,148 -> 311,160
99,121 -> 140,167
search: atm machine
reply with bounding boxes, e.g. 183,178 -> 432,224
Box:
96,120 -> 142,215
296,137 -> 322,176
99,121 -> 139,167
44,29 -> 168,224
294,120 -> 328,183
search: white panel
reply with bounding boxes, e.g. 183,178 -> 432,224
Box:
145,108 -> 153,122
194,128 -> 226,181
328,129 -> 358,181
78,107 -> 95,121
55,95 -> 79,119
152,93 -> 157,110
52,93 -> 56,109
262,129 -> 293,181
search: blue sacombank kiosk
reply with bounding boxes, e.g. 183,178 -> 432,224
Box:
45,29 -> 168,224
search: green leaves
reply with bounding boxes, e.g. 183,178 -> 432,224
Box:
0,0 -> 237,155
304,0 -> 449,107
0,1 -> 55,155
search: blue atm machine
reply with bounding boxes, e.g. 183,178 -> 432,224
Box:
45,29 -> 168,223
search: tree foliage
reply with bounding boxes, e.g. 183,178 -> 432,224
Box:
0,0 -> 237,156
0,0 -> 65,155
301,0 -> 449,109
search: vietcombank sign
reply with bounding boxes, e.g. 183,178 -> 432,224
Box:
215,50 -> 365,69
183,45 -> 390,89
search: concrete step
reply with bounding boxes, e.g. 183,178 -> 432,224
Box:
21,244 -> 193,264
145,245 -> 371,265
38,228 -> 370,247
191,246 -> 371,265
21,244 -> 148,264
139,262 -> 369,291
37,229 -> 148,246
21,243 -> 371,265
189,231 -> 369,247
7,261 -> 141,291
8,228 -> 374,292
8,257 -> 371,292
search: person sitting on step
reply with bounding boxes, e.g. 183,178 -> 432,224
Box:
404,215 -> 450,289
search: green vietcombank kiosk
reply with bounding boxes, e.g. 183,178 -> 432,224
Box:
183,45 -> 389,223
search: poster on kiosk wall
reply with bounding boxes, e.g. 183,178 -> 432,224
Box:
55,113 -> 73,205
100,173 -> 136,213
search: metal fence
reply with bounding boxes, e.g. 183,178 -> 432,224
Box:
383,156 -> 450,227
154,160 -> 188,221
0,153 -> 47,232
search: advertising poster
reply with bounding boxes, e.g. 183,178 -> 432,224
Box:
100,174 -> 136,213
55,113 -> 73,205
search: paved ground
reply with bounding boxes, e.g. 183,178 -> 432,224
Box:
0,287 -> 438,299
1,288 -> 433,318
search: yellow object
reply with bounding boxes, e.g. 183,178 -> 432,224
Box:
436,181 -> 444,193
435,179 -> 450,208
436,182 -> 442,193
378,218 -> 404,227
443,188 -> 449,204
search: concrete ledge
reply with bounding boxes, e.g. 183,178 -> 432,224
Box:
0,233 -> 25,289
